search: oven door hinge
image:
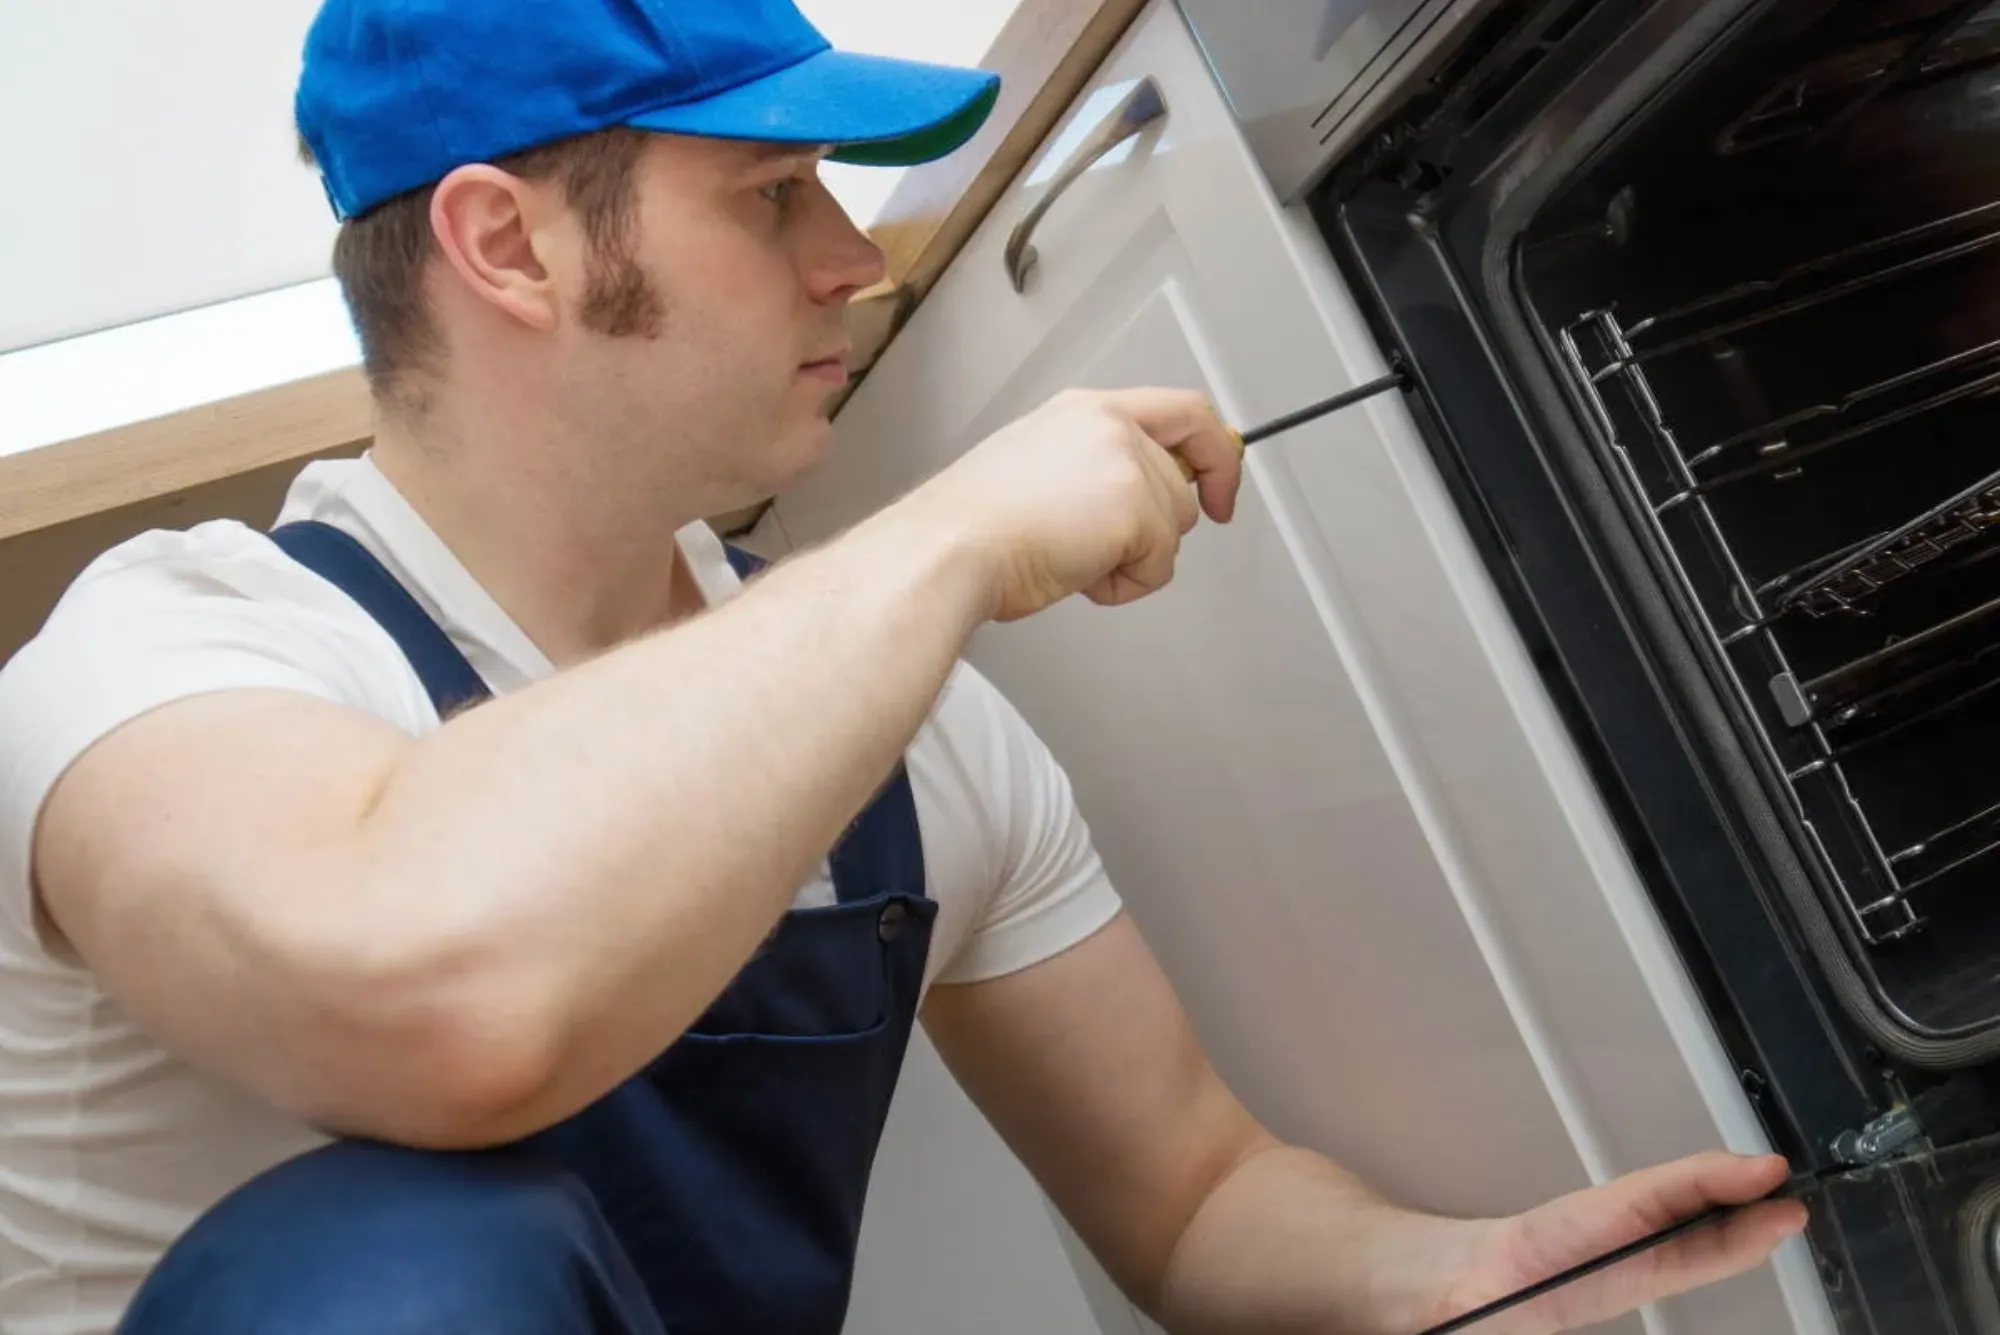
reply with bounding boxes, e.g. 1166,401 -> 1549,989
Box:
1831,1106 -> 1928,1166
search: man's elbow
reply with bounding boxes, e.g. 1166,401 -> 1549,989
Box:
264,925 -> 577,1150
303,1021 -> 568,1151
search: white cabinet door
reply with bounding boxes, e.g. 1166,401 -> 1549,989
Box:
768,4 -> 1822,1334
781,0 -> 1594,1227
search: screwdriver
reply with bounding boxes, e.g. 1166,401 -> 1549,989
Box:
1176,359 -> 1414,480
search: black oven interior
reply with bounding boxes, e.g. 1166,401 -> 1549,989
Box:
1511,0 -> 2000,1045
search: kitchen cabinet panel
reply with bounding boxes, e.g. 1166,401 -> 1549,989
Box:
920,274 -> 1589,1204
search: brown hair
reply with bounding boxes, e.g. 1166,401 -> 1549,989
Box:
301,127 -> 661,414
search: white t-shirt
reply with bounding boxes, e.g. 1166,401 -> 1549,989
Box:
0,455 -> 1121,1335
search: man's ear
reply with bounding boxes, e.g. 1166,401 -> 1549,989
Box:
429,165 -> 564,332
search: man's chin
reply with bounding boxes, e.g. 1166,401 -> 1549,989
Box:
799,407 -> 837,454
758,417 -> 837,493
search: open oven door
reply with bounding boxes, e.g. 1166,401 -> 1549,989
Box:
1310,0 -> 2000,1330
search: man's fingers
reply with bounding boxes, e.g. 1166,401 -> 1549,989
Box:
1637,1154 -> 1806,1292
1524,1163 -> 1806,1333
1643,1198 -> 1808,1308
1133,422 -> 1201,537
1099,386 -> 1243,524
1505,1153 -> 1796,1297
1117,498 -> 1187,603
1082,550 -> 1177,607
1542,1196 -> 1806,1334
1198,431 -> 1244,524
1616,1152 -> 1794,1228
1096,386 -> 1214,442
1084,440 -> 1187,608
1544,1151 -> 1791,1251
1659,1197 -> 1807,1278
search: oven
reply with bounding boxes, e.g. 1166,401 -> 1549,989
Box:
1180,1 -> 2000,1331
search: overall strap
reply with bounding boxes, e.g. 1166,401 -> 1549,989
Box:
829,769 -> 926,903
270,521 -> 494,718
721,543 -> 926,903
722,544 -> 766,580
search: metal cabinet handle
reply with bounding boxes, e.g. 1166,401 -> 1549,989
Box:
1004,77 -> 1168,293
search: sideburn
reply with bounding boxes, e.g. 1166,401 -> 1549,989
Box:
566,130 -> 667,340
582,246 -> 667,339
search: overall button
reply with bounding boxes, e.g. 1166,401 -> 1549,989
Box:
877,902 -> 908,943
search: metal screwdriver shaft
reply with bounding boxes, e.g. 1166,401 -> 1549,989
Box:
1174,361 -> 1414,482
1241,361 -> 1413,446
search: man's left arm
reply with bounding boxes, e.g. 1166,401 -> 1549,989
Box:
921,912 -> 1808,1335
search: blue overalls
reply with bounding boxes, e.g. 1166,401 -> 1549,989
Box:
118,521 -> 937,1335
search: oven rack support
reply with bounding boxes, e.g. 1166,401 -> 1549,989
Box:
1561,307 -> 1928,943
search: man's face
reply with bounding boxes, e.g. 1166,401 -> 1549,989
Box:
546,134 -> 887,516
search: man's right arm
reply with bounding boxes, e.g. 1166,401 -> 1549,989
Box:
28,388 -> 1241,1150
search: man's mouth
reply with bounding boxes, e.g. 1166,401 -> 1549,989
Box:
799,351 -> 851,387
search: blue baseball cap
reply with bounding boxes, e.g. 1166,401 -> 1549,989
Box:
297,0 -> 1003,220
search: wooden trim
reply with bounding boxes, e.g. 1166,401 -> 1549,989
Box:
0,368 -> 372,543
845,0 -> 1151,379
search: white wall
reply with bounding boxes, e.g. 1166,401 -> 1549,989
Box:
1,0 -> 335,353
0,0 -> 1021,356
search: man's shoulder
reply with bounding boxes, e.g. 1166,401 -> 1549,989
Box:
906,661 -> 1072,840
37,516 -> 366,631
44,455 -> 365,616
57,517 -> 276,597
2,513 -> 426,727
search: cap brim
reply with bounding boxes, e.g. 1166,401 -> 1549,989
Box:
624,49 -> 1000,168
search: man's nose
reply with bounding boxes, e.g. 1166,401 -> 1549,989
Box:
803,185 -> 889,305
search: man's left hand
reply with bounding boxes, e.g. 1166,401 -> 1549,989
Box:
1424,1151 -> 1810,1334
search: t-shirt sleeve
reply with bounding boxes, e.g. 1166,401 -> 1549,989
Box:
0,530 -> 423,948
926,665 -> 1124,987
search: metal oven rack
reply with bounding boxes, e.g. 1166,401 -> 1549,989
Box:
1557,202 -> 2000,945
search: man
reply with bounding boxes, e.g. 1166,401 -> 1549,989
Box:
0,1 -> 1807,1332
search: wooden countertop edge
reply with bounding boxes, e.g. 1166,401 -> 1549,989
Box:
0,0 -> 1149,545
0,368 -> 374,544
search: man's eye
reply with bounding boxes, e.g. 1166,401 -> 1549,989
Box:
760,179 -> 796,206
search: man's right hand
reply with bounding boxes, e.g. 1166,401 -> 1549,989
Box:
896,388 -> 1244,623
